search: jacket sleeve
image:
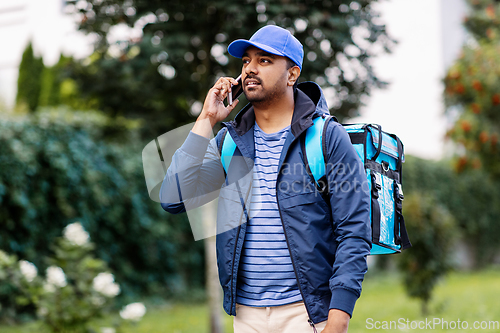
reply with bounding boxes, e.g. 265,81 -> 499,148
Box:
159,130 -> 226,214
324,121 -> 371,317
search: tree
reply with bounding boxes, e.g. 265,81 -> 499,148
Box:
39,59 -> 60,108
397,193 -> 457,315
444,0 -> 500,179
39,55 -> 97,110
66,0 -> 395,137
403,156 -> 500,268
16,42 -> 44,112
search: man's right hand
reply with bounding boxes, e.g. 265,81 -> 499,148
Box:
192,77 -> 240,138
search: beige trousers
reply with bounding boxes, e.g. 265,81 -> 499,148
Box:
233,301 -> 328,333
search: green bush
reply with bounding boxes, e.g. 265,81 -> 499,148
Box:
398,192 -> 458,315
404,156 -> 500,267
0,108 -> 204,318
34,222 -> 119,332
1,222 -> 147,332
0,250 -> 34,323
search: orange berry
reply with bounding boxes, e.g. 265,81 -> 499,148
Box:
460,120 -> 472,132
455,83 -> 465,94
456,156 -> 468,173
492,94 -> 500,105
486,5 -> 496,19
472,79 -> 483,91
471,103 -> 481,114
479,131 -> 489,143
491,133 -> 498,145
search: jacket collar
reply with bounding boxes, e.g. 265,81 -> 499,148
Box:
223,81 -> 329,138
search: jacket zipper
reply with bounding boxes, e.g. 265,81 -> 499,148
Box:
226,127 -> 248,314
230,225 -> 241,314
227,122 -> 317,321
276,167 -> 316,326
309,319 -> 318,332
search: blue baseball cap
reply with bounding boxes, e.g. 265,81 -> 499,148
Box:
228,25 -> 304,70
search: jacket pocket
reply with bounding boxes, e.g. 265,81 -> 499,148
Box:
279,191 -> 327,209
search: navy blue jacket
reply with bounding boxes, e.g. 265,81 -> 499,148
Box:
160,82 -> 371,324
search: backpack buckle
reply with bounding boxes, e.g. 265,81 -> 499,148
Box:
396,183 -> 404,201
382,161 -> 390,172
371,173 -> 382,191
371,172 -> 381,199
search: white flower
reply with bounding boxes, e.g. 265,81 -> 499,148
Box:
43,283 -> 56,293
91,295 -> 105,307
0,250 -> 9,264
63,222 -> 90,246
105,283 -> 120,297
19,260 -> 38,282
119,302 -> 146,321
37,307 -> 49,317
92,272 -> 120,297
101,328 -> 116,333
46,266 -> 67,288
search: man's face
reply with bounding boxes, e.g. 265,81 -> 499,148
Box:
240,46 -> 290,105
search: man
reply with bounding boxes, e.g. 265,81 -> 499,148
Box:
160,25 -> 371,333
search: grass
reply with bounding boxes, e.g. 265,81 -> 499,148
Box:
349,268 -> 500,332
1,268 -> 499,333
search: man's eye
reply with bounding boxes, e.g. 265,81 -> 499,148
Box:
261,59 -> 271,63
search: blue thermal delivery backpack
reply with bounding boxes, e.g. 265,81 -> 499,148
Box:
220,115 -> 411,255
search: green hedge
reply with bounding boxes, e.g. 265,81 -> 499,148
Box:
397,192 -> 457,314
404,156 -> 500,267
0,108 -> 204,304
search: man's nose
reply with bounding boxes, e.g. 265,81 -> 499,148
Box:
244,59 -> 258,76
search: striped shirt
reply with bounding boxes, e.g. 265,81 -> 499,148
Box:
235,122 -> 302,307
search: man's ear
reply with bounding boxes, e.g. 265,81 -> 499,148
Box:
288,66 -> 301,86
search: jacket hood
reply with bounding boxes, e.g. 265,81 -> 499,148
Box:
296,81 -> 330,117
225,81 -> 330,138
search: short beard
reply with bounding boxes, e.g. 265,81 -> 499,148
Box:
244,74 -> 288,108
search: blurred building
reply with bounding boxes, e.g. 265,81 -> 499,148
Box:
0,0 -> 92,109
352,0 -> 468,159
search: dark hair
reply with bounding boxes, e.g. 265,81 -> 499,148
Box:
286,58 -> 297,69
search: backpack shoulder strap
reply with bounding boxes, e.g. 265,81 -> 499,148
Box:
305,116 -> 326,187
220,128 -> 237,173
304,115 -> 337,192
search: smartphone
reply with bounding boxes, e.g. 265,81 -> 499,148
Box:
227,75 -> 243,106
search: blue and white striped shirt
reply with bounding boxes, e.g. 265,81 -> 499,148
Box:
236,122 -> 302,307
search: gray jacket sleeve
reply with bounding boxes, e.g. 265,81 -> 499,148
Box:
160,131 -> 225,214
